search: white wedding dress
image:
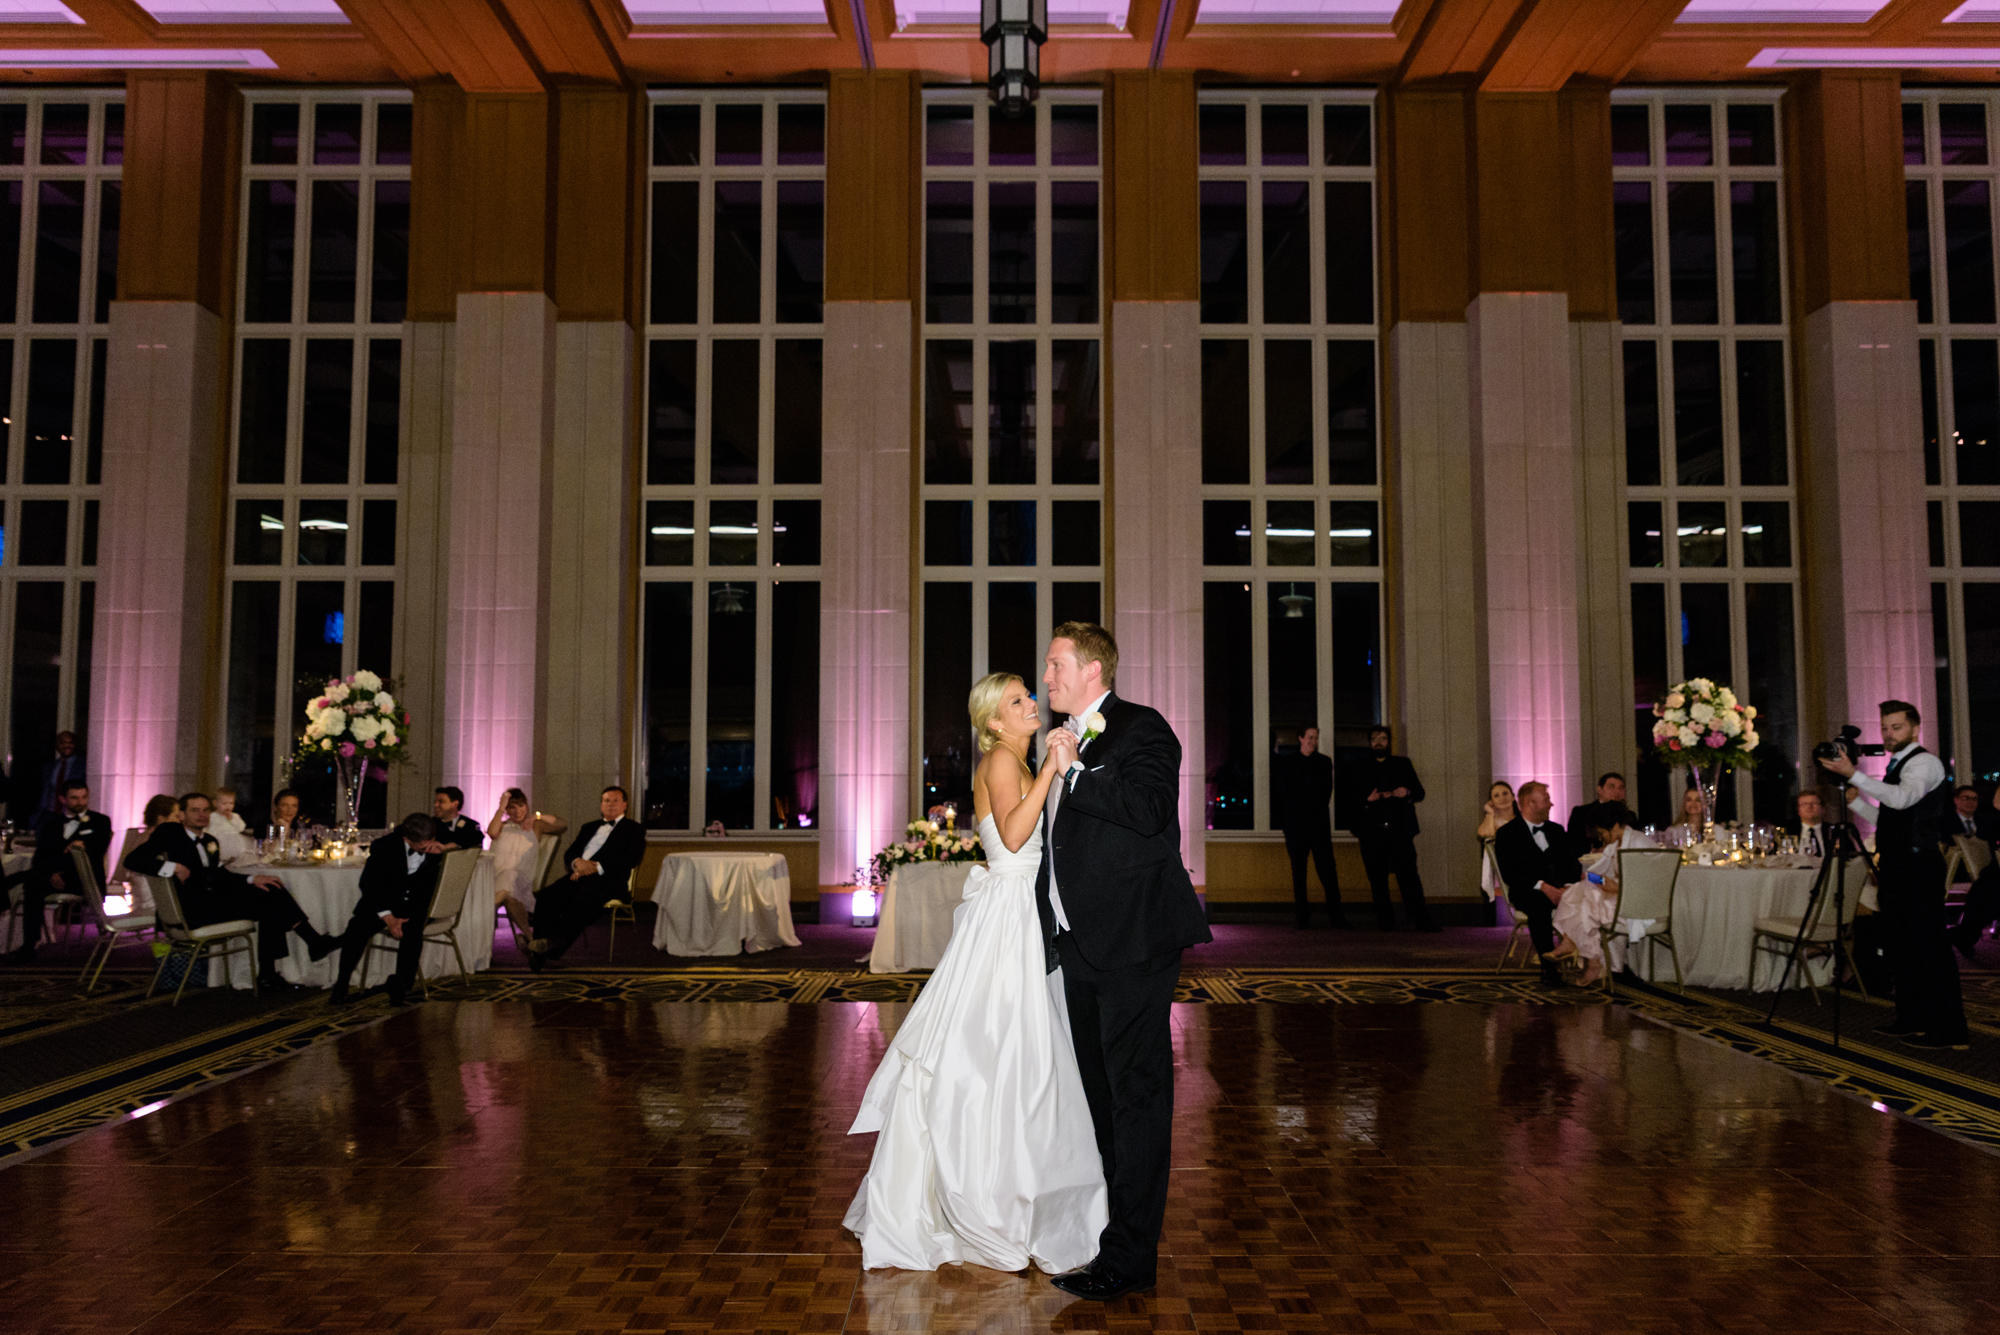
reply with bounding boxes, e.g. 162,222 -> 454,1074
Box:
843,813 -> 1108,1273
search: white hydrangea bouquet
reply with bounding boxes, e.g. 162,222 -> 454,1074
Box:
1649,677 -> 1759,770
857,817 -> 984,887
296,669 -> 408,765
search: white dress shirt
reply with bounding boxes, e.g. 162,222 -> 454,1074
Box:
1800,823 -> 1827,859
1046,689 -> 1112,933
1847,743 -> 1947,821
582,817 -> 621,863
1526,822 -> 1550,852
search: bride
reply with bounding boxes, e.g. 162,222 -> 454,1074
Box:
843,672 -> 1108,1273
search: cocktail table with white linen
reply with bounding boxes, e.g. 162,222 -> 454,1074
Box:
206,856 -> 498,989
1622,861 -> 1870,991
868,861 -> 978,974
653,851 -> 799,957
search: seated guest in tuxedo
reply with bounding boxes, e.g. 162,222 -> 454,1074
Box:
432,786 -> 485,850
1793,790 -> 1835,860
1949,786 -> 1986,849
1493,781 -> 1583,987
528,786 -> 646,971
1953,785 -> 2000,961
129,792 -> 336,988
3,781 -> 114,963
327,813 -> 449,1005
1567,773 -> 1627,851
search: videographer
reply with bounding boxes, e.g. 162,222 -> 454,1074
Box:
1821,699 -> 1969,1051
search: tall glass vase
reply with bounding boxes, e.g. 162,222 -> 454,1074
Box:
333,753 -> 365,833
1688,760 -> 1722,841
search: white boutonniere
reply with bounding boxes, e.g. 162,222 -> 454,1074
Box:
1079,711 -> 1107,746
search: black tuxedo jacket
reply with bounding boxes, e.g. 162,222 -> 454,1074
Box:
127,823 -> 265,920
1793,820 -> 1835,859
356,832 -> 445,921
436,814 -> 485,851
1493,817 -> 1584,902
1274,750 -> 1335,834
32,808 -> 112,886
1035,693 -> 1211,972
1342,754 -> 1425,838
1945,807 -> 1999,846
562,818 -> 647,901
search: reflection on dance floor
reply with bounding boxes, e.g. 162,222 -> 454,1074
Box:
6,997 -> 2000,1332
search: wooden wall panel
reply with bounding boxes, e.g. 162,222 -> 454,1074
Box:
551,85 -> 642,324
1558,84 -> 1615,322
1107,69 -> 1198,304
409,83 -> 466,322
116,71 -> 239,316
465,93 -> 555,294
1383,86 -> 1471,323
826,69 -> 921,304
1469,92 -> 1565,294
1786,69 -> 1908,317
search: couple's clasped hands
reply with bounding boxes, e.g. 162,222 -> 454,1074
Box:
1045,727 -> 1081,778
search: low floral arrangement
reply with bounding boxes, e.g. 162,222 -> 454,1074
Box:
856,815 -> 984,887
1650,677 -> 1759,770
294,669 -> 410,767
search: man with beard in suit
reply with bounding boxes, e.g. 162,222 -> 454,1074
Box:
326,812 -> 449,1005
4,781 -> 114,963
1493,781 -> 1584,987
129,792 -> 336,988
1343,725 -> 1437,931
1037,622 -> 1211,1301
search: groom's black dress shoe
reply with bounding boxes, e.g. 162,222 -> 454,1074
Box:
1051,1263 -> 1155,1302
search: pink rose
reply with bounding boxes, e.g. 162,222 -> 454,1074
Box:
364,740 -> 376,749
1705,732 -> 1725,747
338,742 -> 356,757
1668,740 -> 1682,751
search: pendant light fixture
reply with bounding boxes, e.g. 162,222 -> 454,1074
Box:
982,0 -> 1048,119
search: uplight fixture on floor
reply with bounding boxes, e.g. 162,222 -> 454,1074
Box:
851,886 -> 879,927
982,0 -> 1047,118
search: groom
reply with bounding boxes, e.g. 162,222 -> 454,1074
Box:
1038,622 -> 1211,1301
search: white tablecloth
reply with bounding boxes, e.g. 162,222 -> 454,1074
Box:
3,850 -> 30,910
1626,861 -> 1871,992
653,852 -> 799,956
207,856 -> 497,990
869,862 -> 979,974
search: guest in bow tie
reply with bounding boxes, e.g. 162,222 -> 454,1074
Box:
127,792 -> 336,988
4,780 -> 112,963
326,813 -> 450,1005
1793,790 -> 1835,860
527,786 -> 646,971
1492,781 -> 1583,986
431,786 -> 486,851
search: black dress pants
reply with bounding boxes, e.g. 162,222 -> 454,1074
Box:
535,875 -> 624,959
1056,932 -> 1180,1281
1879,851 -> 1968,1042
13,870 -> 60,948
1355,831 -> 1432,927
1283,822 -> 1345,926
330,903 -> 429,995
189,882 -> 314,968
1956,867 -> 2000,952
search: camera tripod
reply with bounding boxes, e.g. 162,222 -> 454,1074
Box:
1764,816 -> 1876,1049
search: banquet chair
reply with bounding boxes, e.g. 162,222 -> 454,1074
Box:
501,834 -> 560,955
1596,847 -> 1684,994
110,827 -> 147,889
361,846 -> 481,995
1752,857 -> 1871,1004
1484,840 -> 1534,972
139,874 -> 259,1004
3,859 -> 85,953
602,870 -> 638,962
71,847 -> 155,992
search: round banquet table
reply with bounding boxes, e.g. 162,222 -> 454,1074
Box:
1621,860 -> 1874,992
206,855 -> 498,990
652,851 -> 800,957
3,850 -> 31,915
869,862 -> 979,974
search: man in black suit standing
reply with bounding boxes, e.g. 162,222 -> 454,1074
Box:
1568,773 -> 1627,851
1036,622 -> 1211,1303
529,785 -> 646,970
1343,725 -> 1437,931
1275,726 -> 1345,928
432,787 -> 485,850
129,792 -> 336,988
1493,781 -> 1583,987
4,780 -> 113,963
327,812 -> 448,1004
1953,785 -> 2000,960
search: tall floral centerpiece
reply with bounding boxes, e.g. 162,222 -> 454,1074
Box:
294,670 -> 409,828
1649,677 -> 1759,837
856,815 -> 985,888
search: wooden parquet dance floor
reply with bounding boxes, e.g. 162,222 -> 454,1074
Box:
5,995 -> 1999,1333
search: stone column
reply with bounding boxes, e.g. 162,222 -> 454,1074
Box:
90,72 -> 237,830
1106,71 -> 1205,883
1787,71 -> 1932,744
819,71 -> 920,906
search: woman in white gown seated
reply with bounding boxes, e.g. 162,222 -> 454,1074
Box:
486,788 -> 568,925
844,672 -> 1109,1275
1548,806 -> 1656,985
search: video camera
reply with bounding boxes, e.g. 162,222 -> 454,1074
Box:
1812,724 -> 1885,768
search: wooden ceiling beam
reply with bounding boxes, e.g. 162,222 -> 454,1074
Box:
336,0 -> 545,92
492,0 -> 626,85
1482,0 -> 1687,91
1395,0 -> 1532,85
56,0 -> 157,43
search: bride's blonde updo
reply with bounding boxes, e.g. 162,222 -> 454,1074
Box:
968,672 -> 1024,753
